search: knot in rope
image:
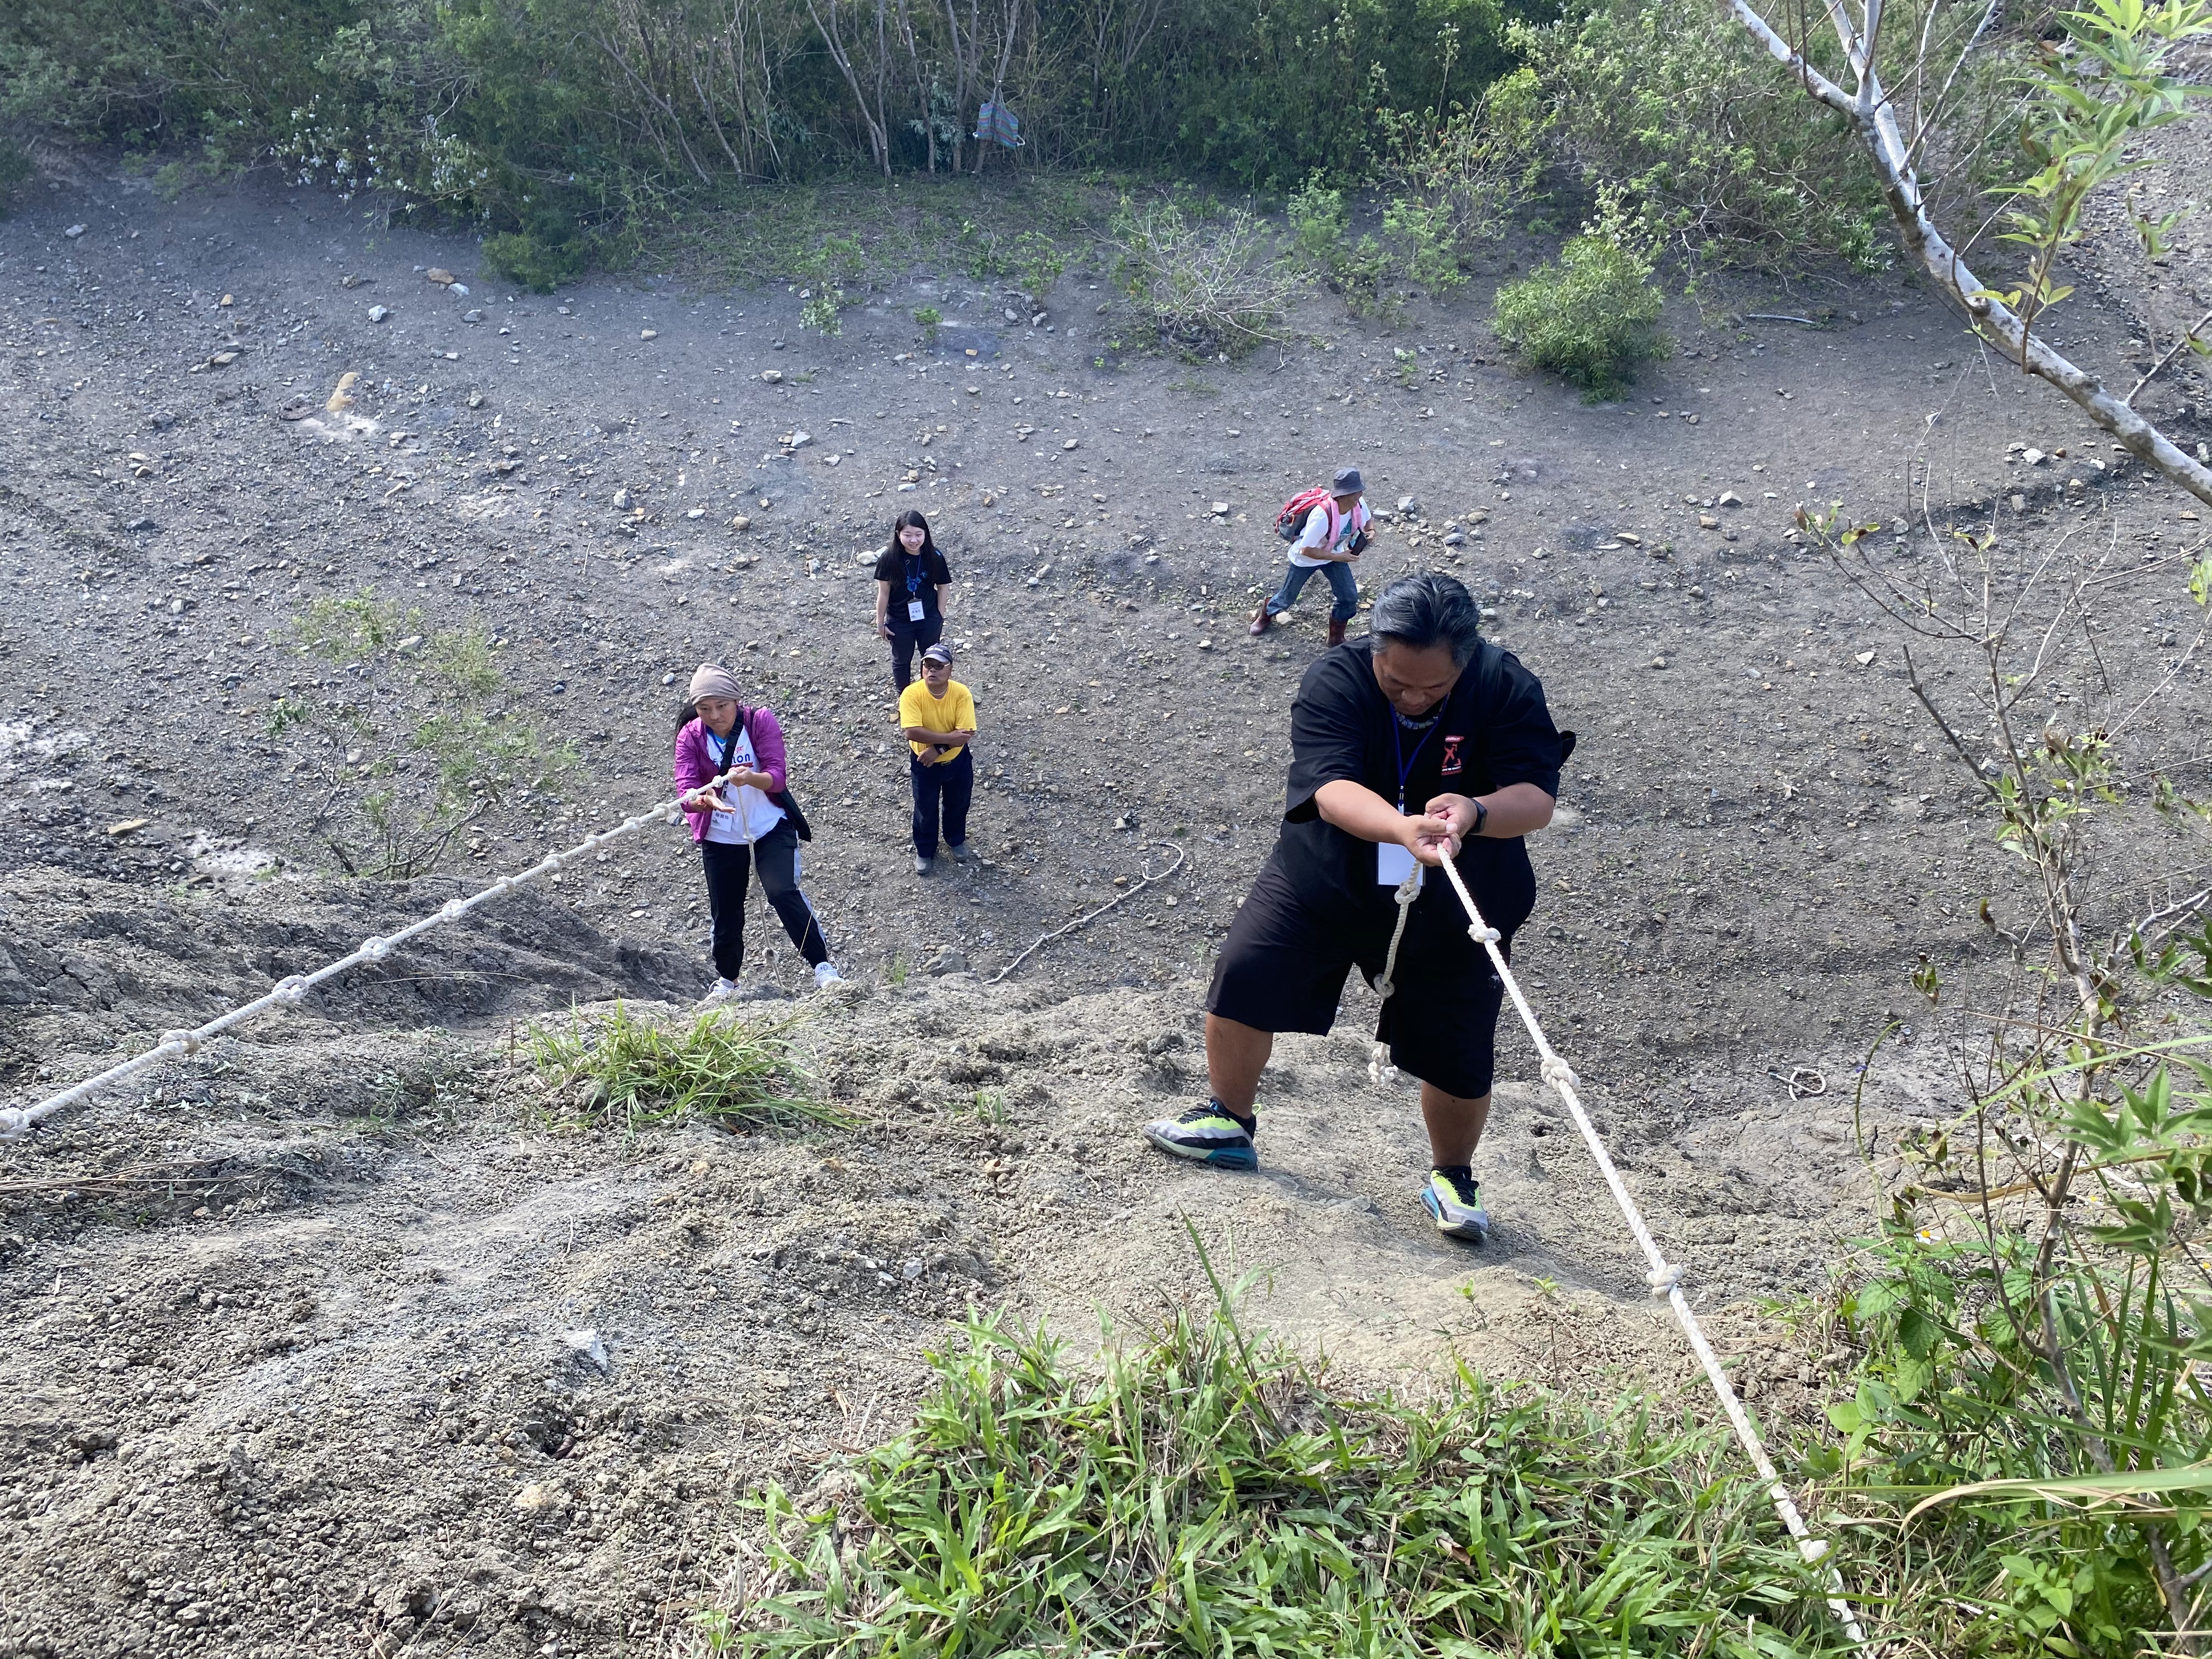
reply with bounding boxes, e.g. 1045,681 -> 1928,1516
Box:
1646,1262 -> 1684,1300
441,899 -> 468,922
359,936 -> 392,963
0,1108 -> 27,1142
1466,923 -> 1500,944
274,975 -> 309,1007
160,1030 -> 201,1057
1540,1054 -> 1580,1091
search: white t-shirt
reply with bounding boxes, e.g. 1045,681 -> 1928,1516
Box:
1288,499 -> 1373,568
701,723 -> 786,845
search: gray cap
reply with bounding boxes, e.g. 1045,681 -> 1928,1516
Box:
1332,466 -> 1364,495
921,642 -> 953,665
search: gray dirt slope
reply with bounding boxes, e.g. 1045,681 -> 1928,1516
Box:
0,125 -> 2208,1659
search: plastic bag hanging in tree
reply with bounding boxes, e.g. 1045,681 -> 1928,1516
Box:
974,102 -> 1024,148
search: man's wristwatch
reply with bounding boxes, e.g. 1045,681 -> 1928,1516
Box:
1470,799 -> 1488,837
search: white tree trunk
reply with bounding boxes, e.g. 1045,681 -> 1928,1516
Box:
1725,0 -> 2212,506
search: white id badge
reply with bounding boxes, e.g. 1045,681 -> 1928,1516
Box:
907,599 -> 926,622
1377,842 -> 1417,885
711,809 -> 738,837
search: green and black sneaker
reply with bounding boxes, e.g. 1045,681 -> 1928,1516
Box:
1142,1101 -> 1259,1170
1421,1166 -> 1492,1242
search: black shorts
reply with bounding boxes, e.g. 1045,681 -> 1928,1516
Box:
1204,862 -> 1510,1099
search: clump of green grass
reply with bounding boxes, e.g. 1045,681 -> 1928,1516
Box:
525,1002 -> 837,1133
694,1258 -> 1849,1657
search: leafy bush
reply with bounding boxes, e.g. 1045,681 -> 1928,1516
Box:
1491,224 -> 1667,398
1788,510 -> 2212,1656
484,212 -> 591,294
526,1002 -> 834,1133
281,591 -> 577,878
0,135 -> 31,211
1506,0 -> 2013,274
1111,199 -> 1304,360
703,1284 -> 1847,1657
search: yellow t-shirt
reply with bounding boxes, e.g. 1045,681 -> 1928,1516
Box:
898,679 -> 977,763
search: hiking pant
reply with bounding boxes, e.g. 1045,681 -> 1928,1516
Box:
887,616 -> 944,691
910,749 -> 973,859
700,820 -> 828,978
1266,559 -> 1360,623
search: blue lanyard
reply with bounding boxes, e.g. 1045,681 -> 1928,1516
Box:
1391,711 -> 1438,812
904,552 -> 927,596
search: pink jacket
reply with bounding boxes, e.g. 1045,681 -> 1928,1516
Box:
673,709 -> 789,845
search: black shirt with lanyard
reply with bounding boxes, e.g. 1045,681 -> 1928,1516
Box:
1272,637 -> 1572,934
875,544 -> 950,627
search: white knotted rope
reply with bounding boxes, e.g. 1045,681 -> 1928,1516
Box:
1402,848 -> 1865,1644
1367,866 -> 1424,1086
0,760 -> 761,1142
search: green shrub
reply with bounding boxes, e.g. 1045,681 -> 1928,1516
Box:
484,210 -> 591,294
1491,229 -> 1667,399
0,136 -> 31,211
283,591 -> 578,877
1111,198 -> 1304,360
1510,0 -> 1932,274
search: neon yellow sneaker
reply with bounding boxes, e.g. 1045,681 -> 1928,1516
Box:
1422,1166 -> 1491,1241
1142,1101 -> 1258,1170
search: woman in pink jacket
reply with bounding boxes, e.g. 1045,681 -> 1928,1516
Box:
673,663 -> 843,1000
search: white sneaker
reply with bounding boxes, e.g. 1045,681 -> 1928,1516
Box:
813,962 -> 845,990
701,978 -> 738,1004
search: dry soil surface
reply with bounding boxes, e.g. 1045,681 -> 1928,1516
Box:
2,146 -> 2210,1659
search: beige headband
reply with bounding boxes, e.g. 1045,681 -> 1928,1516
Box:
687,663 -> 743,702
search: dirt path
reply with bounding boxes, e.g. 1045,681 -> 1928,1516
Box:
3,150 -> 2209,1657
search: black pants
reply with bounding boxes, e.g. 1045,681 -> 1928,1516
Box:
699,820 -> 828,979
887,615 -> 943,691
909,748 -> 973,858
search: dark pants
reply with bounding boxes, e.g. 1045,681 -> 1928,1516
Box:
699,819 -> 828,978
909,748 -> 973,858
887,615 -> 944,691
1266,559 -> 1361,622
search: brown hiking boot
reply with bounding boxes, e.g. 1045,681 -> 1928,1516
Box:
1328,617 -> 1347,647
1249,602 -> 1273,637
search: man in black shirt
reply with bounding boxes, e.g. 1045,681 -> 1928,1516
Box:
1144,573 -> 1573,1241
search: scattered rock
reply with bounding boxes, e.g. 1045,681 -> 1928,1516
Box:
731,515 -> 751,531
613,487 -> 631,509
64,224 -> 86,239
1397,495 -> 1419,512
368,306 -> 389,323
641,329 -> 658,341
1062,439 -> 1078,451
1717,490 -> 1743,508
761,369 -> 783,384
562,1328 -> 611,1374
425,268 -> 458,286
1698,513 -> 1719,529
462,309 -> 483,323
790,431 -> 812,449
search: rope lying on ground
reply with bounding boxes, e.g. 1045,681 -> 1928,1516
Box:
1391,849 -> 1868,1645
0,764 -> 758,1142
984,843 -> 1187,986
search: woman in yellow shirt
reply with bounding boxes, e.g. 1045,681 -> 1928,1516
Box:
897,642 -> 977,876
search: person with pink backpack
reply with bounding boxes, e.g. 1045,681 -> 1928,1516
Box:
1250,465 -> 1374,647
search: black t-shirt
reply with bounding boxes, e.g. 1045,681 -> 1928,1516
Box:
873,545 -> 953,626
1271,637 -> 1572,933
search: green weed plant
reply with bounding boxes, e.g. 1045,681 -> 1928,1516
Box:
526,1002 -> 837,1135
701,1277 -> 1847,1657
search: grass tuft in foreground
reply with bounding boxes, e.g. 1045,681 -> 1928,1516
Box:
525,1002 -> 839,1134
691,1284 -> 1850,1657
